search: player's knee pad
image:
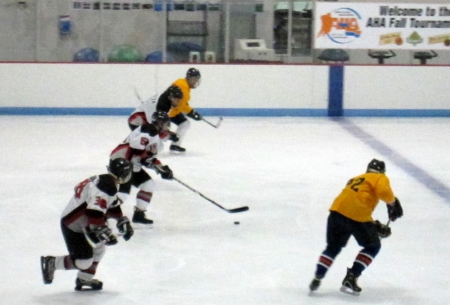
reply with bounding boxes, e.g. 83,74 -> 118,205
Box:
117,192 -> 130,203
324,244 -> 343,258
363,242 -> 381,257
93,245 -> 106,262
177,120 -> 190,136
74,258 -> 93,270
138,179 -> 156,193
179,119 -> 190,128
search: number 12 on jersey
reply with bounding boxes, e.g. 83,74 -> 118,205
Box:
347,178 -> 365,192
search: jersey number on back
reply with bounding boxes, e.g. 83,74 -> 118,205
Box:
347,178 -> 365,192
74,179 -> 90,198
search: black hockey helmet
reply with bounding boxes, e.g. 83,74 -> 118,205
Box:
367,159 -> 386,174
151,110 -> 170,130
108,158 -> 132,184
167,85 -> 183,99
186,67 -> 201,77
186,68 -> 201,88
152,110 -> 170,123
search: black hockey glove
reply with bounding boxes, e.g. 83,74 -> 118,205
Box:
141,154 -> 157,169
116,216 -> 134,241
88,225 -> 118,246
373,220 -> 391,238
187,109 -> 202,121
387,197 -> 403,222
155,164 -> 173,180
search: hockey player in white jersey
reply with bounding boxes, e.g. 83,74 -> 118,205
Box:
111,111 -> 174,225
128,85 -> 183,131
40,158 -> 134,291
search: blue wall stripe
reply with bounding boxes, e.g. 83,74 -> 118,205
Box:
328,65 -> 344,117
344,109 -> 450,117
1,107 -> 449,117
0,107 -> 132,116
336,118 -> 450,203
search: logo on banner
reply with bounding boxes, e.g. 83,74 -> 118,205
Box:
317,8 -> 362,44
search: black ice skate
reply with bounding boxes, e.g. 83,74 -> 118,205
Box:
132,210 -> 154,225
169,144 -> 186,153
340,268 -> 362,296
75,278 -> 103,291
309,276 -> 322,292
40,256 -> 56,284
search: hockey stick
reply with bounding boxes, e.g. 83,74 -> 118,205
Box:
133,86 -> 152,103
202,117 -> 223,129
173,177 -> 249,213
133,86 -> 143,102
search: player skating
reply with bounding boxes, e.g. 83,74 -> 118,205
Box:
128,85 -> 183,135
40,158 -> 134,291
111,111 -> 174,225
167,67 -> 202,153
309,159 -> 403,295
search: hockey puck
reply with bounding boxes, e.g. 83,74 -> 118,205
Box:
234,221 -> 240,225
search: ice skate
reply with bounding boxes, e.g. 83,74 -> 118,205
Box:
132,210 -> 154,226
75,277 -> 103,291
309,276 -> 322,292
169,144 -> 186,153
40,256 -> 56,284
340,268 -> 361,296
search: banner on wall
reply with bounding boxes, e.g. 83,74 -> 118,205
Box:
314,2 -> 450,49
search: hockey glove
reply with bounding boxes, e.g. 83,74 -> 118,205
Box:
373,220 -> 391,238
155,164 -> 173,180
88,226 -> 118,246
141,157 -> 155,169
141,152 -> 158,169
116,216 -> 134,241
387,197 -> 403,222
187,109 -> 202,121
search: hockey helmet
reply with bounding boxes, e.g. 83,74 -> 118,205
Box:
167,85 -> 183,99
186,68 -> 201,88
186,67 -> 201,77
151,111 -> 170,130
108,158 -> 132,184
366,159 -> 386,174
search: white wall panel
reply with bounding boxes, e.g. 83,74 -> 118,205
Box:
0,63 -> 329,109
344,66 -> 450,109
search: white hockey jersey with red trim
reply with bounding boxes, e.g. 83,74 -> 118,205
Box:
128,94 -> 158,126
61,175 -> 121,233
110,125 -> 164,172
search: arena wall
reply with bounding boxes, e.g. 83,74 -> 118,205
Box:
0,63 -> 449,117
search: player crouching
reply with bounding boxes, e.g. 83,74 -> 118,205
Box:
40,158 -> 134,291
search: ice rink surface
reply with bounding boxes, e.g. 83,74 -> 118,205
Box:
0,116 -> 449,305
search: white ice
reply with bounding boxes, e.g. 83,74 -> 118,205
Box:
0,116 -> 449,305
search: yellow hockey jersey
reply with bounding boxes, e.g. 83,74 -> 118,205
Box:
168,78 -> 193,117
329,172 -> 396,222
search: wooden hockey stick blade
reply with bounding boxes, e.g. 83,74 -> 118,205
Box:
226,206 -> 249,213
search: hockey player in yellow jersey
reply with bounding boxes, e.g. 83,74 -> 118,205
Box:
309,159 -> 403,295
168,67 -> 202,153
